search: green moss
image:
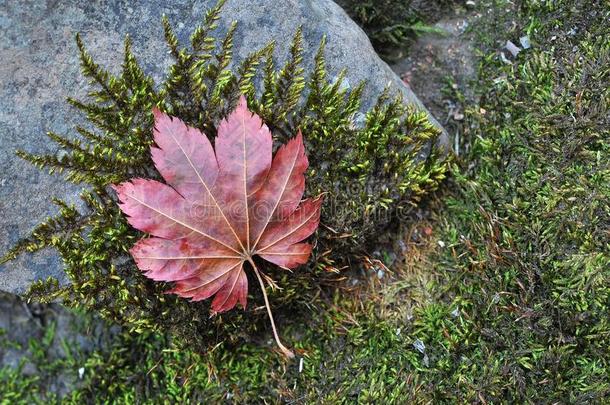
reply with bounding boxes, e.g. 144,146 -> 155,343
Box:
1,0 -> 447,353
336,0 -> 456,59
6,0 -> 606,403
403,0 -> 610,401
0,368 -> 43,404
0,298 -> 430,404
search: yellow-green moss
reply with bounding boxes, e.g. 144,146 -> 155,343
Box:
2,0 -> 447,352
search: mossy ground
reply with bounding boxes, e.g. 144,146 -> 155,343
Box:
336,0 -> 460,61
2,0 -> 610,403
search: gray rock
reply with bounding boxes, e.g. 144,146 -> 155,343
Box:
0,0 -> 445,294
0,292 -> 119,397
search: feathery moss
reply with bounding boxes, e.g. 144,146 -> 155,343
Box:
2,0 -> 447,353
2,1 -> 609,402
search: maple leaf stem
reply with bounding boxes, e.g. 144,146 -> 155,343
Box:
248,258 -> 294,359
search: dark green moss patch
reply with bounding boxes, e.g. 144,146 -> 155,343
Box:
336,0 -> 461,60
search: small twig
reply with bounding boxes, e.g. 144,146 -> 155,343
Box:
261,272 -> 281,290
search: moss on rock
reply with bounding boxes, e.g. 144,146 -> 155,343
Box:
2,0 -> 447,351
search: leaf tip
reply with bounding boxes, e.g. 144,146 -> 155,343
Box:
237,94 -> 248,109
110,182 -> 126,199
151,106 -> 163,118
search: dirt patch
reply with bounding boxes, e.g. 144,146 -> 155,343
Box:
336,0 -> 465,60
391,10 -> 479,154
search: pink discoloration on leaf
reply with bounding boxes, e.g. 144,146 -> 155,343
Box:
114,97 -> 322,315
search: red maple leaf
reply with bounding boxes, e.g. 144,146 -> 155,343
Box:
113,97 -> 322,357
